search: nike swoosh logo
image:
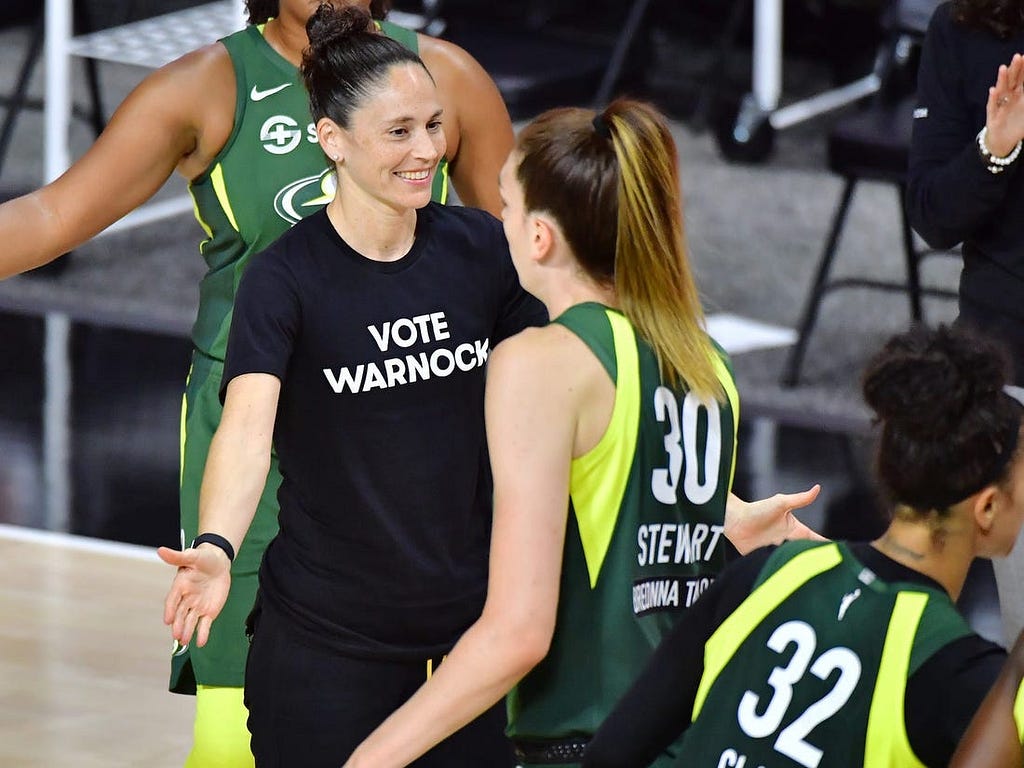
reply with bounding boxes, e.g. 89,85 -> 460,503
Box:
250,82 -> 292,102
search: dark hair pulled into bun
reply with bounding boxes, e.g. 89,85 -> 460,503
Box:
245,1 -> 392,26
305,3 -> 375,56
301,3 -> 427,128
864,328 -> 1007,440
863,325 -> 1022,512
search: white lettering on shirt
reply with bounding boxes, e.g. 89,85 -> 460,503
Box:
323,312 -> 488,394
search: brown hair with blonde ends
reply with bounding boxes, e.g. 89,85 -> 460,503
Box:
514,98 -> 722,401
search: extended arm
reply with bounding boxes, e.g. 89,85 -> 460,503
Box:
0,44 -> 232,278
344,331 -> 575,767
420,35 -> 514,217
158,372 -> 279,647
949,630 -> 1024,768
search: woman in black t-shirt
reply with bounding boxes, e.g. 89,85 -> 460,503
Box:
158,5 -> 543,766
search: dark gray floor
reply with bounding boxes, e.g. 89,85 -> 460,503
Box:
0,7 -> 1002,643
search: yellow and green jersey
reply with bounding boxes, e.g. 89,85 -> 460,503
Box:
187,21 -> 449,362
507,302 -> 739,753
683,540 -> 973,767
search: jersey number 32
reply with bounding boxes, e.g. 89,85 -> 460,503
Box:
737,620 -> 862,768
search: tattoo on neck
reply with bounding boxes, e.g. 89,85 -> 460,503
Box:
879,533 -> 926,561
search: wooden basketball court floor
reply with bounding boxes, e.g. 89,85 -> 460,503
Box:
0,524 -> 193,767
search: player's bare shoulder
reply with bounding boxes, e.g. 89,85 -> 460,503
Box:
416,34 -> 487,84
416,34 -> 501,114
149,40 -> 237,178
491,323 -> 597,383
139,40 -> 235,112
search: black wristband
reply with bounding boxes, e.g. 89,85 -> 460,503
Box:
190,532 -> 235,562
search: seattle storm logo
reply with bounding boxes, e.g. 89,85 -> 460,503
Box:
273,170 -> 336,225
259,115 -> 304,155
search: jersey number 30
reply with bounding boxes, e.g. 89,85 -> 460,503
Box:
652,386 -> 722,505
737,620 -> 862,768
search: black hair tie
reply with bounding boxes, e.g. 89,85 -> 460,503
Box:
592,113 -> 612,139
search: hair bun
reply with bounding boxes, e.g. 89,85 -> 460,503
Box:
863,325 -> 1009,440
305,3 -> 374,58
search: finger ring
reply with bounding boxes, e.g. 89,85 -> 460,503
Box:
1000,96 -> 1009,106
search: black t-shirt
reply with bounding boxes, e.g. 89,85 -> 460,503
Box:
223,203 -> 547,659
583,542 -> 1006,768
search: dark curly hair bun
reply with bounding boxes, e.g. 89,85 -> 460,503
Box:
864,326 -> 1007,440
245,1 -> 391,26
299,3 -> 424,129
305,4 -> 374,59
862,325 -> 1020,512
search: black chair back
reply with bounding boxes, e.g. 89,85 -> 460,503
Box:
874,0 -> 941,105
895,0 -> 942,35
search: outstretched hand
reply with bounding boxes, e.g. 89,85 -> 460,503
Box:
724,485 -> 826,555
985,53 -> 1024,157
158,544 -> 232,649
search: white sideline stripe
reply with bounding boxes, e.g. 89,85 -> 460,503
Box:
0,524 -> 161,562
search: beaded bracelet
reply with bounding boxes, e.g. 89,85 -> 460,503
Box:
977,126 -> 1023,175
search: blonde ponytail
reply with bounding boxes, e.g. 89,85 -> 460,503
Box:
605,104 -> 722,402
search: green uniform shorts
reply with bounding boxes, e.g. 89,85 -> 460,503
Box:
170,351 -> 282,693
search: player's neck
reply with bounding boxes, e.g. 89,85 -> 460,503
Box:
531,253 -> 618,320
262,16 -> 308,68
871,516 -> 973,601
543,287 -> 617,322
326,197 -> 417,263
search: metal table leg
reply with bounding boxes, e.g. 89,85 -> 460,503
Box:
753,0 -> 783,113
42,0 -> 74,533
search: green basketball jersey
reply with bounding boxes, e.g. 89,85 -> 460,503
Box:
187,21 -> 449,361
682,540 -> 973,768
507,303 -> 739,755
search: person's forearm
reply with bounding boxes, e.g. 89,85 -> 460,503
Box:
0,192 -> 76,279
907,141 -> 1016,250
197,422 -> 271,556
346,613 -> 548,768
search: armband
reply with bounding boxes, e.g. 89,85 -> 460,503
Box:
190,532 -> 235,562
